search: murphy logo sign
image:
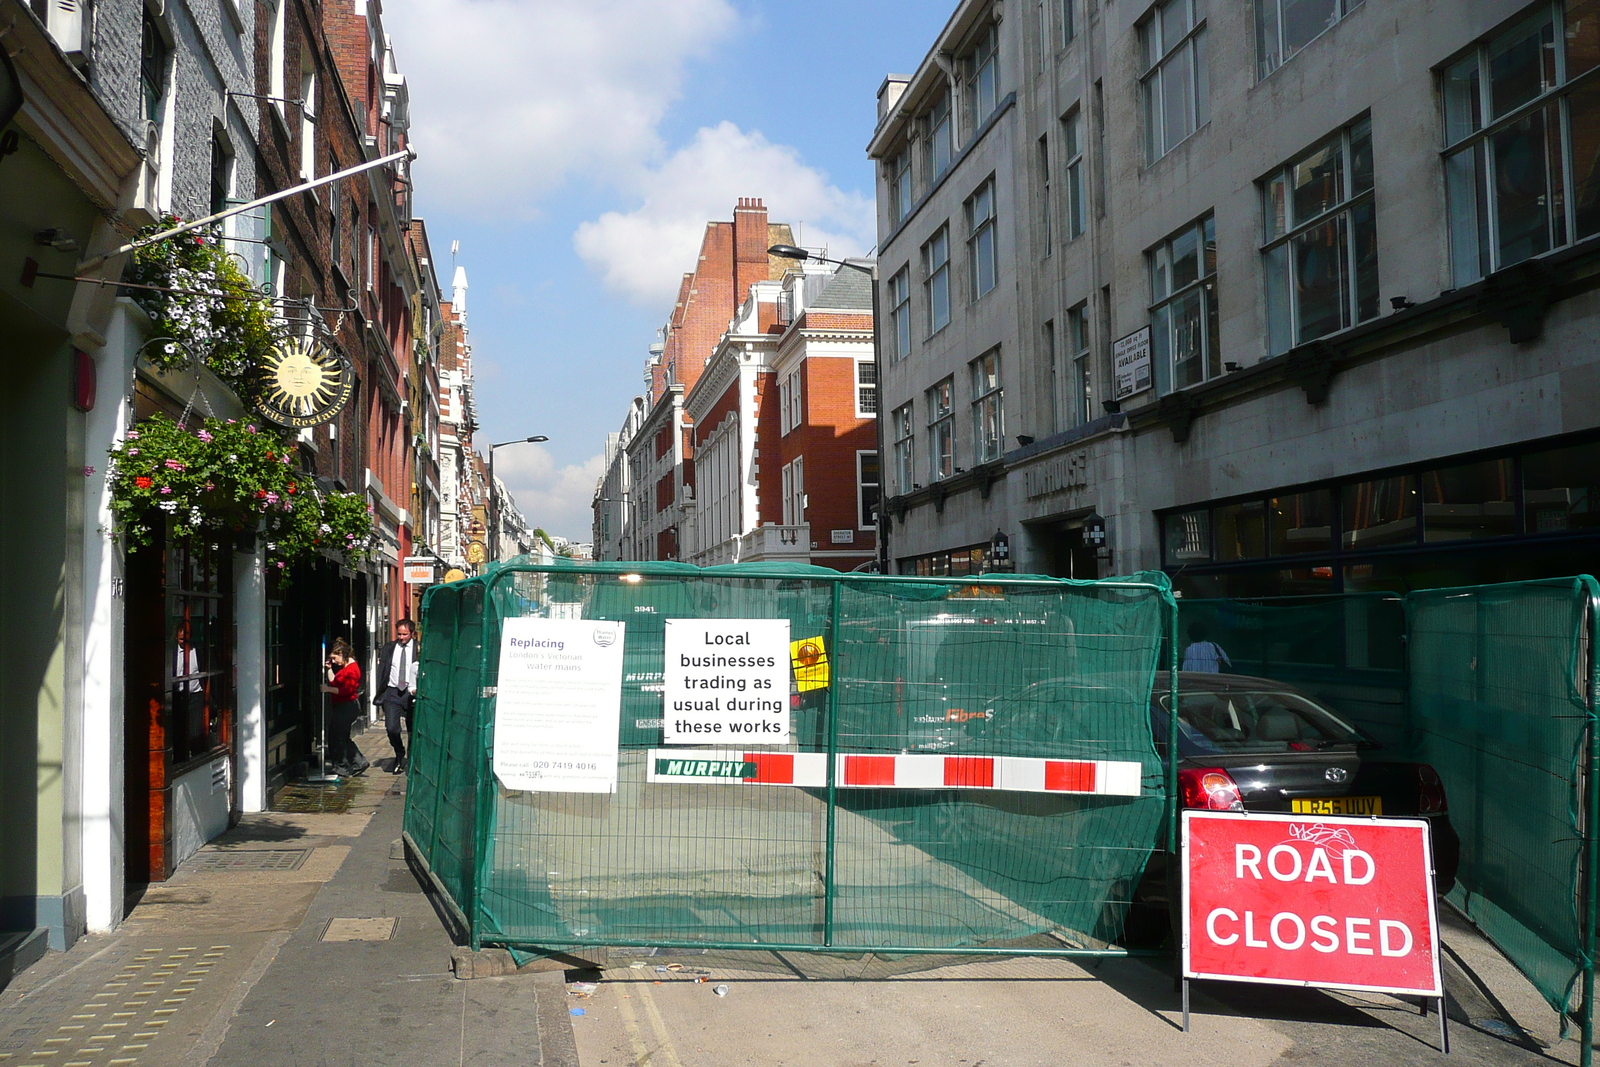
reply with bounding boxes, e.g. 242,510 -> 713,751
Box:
654,758 -> 759,779
1023,451 -> 1089,500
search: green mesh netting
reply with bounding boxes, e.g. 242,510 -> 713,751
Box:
1408,578 -> 1598,1016
405,562 -> 1177,955
1179,579 -> 1600,1017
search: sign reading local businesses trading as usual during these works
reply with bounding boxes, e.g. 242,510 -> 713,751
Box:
663,619 -> 791,745
493,617 -> 626,793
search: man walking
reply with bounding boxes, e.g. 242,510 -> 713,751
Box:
375,618 -> 419,772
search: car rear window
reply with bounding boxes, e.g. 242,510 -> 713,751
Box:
1155,689 -> 1368,755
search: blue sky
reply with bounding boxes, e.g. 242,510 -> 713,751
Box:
385,0 -> 950,541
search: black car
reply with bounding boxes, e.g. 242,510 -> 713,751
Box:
1127,671 -> 1461,944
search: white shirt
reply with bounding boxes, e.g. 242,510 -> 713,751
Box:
389,639 -> 416,692
175,646 -> 202,693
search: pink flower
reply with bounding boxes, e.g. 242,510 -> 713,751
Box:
164,459 -> 185,471
265,492 -> 280,504
227,419 -> 237,424
203,481 -> 215,491
196,429 -> 213,442
83,466 -> 95,477
276,561 -> 285,569
159,486 -> 172,495
245,425 -> 258,434
126,430 -> 140,441
126,448 -> 140,456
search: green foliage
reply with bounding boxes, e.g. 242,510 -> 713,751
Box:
106,414 -> 376,573
125,217 -> 285,405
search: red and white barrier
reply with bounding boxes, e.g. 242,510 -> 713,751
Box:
645,750 -> 1143,797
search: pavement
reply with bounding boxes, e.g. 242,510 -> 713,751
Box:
0,723 -> 1590,1067
0,725 -> 576,1067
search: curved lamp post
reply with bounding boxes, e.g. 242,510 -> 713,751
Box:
487,435 -> 547,561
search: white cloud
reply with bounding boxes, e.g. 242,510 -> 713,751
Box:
386,0 -> 738,215
573,122 -> 876,306
492,444 -> 605,543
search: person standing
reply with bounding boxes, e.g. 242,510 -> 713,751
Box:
320,639 -> 368,775
1181,622 -> 1232,673
375,618 -> 419,773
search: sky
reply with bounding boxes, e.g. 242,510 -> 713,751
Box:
382,0 -> 952,542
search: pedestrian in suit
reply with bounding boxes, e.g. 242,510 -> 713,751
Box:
376,618 -> 419,772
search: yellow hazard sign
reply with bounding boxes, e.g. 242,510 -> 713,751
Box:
789,635 -> 830,692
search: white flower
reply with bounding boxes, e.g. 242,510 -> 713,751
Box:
158,501 -> 178,513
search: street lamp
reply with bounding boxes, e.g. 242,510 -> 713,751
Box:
767,245 -> 886,571
487,435 -> 547,562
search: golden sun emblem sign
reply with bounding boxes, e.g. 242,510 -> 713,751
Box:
257,338 -> 353,428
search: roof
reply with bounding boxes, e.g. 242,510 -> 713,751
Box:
810,266 -> 874,311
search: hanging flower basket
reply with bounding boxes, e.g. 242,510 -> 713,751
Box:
107,414 -> 376,572
125,217 -> 286,407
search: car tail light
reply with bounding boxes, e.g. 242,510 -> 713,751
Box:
1416,764 -> 1448,813
1179,767 -> 1244,812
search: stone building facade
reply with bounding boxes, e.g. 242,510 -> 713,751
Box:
871,0 -> 1600,596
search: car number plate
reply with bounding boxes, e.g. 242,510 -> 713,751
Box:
1291,796 -> 1383,816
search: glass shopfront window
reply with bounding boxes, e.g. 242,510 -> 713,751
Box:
1269,488 -> 1333,555
1214,500 -> 1265,560
166,540 -> 232,766
1523,440 -> 1600,531
1164,509 -> 1211,563
1421,458 -> 1515,541
1341,475 -> 1416,549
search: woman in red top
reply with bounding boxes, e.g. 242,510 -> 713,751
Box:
320,639 -> 368,775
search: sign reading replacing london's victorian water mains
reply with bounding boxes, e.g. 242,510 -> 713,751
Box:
662,619 -> 791,745
492,617 -> 626,793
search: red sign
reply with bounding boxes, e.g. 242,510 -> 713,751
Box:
1183,811 -> 1441,996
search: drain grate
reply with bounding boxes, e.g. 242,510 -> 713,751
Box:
186,848 -> 310,872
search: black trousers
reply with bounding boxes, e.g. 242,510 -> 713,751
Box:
328,699 -> 363,768
380,691 -> 414,759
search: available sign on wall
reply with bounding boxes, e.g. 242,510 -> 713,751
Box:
1112,326 -> 1153,400
1183,811 -> 1442,1000
493,618 -> 626,793
662,619 -> 790,744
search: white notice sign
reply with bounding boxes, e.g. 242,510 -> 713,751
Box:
663,618 -> 791,745
493,618 -> 626,793
1112,326 -> 1153,400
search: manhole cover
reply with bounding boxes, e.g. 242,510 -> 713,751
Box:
186,849 -> 310,872
321,917 -> 397,942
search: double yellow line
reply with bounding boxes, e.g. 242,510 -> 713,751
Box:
612,979 -> 684,1067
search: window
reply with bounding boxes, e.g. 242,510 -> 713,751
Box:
141,12 -> 168,126
1256,0 -> 1363,79
1422,459 -> 1515,541
782,457 -> 805,525
925,94 -> 953,182
1044,320 -> 1060,431
1341,476 -> 1414,548
971,352 -> 1003,462
779,373 -> 794,434
787,369 -> 803,428
1062,0 -> 1076,45
1164,509 -> 1211,563
366,223 -> 376,292
888,148 -> 913,224
1038,1 -> 1050,71
923,227 -> 951,333
1215,500 -> 1266,560
299,64 -> 317,181
966,179 -> 997,300
1069,305 -> 1093,426
857,452 -> 880,528
1037,136 -> 1053,252
1444,3 -> 1600,287
209,133 -> 233,215
268,0 -> 286,119
892,402 -> 915,494
1063,110 -> 1085,239
887,268 -> 911,362
856,360 -> 878,417
1149,213 -> 1220,392
1262,117 -> 1377,354
927,377 -> 954,481
329,174 -> 341,271
967,24 -> 1000,132
1139,0 -> 1209,162
1524,440 -> 1600,531
1269,489 -> 1334,555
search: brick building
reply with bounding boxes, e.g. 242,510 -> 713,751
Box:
680,262 -> 878,568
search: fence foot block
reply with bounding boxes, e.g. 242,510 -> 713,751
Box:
451,947 -> 605,980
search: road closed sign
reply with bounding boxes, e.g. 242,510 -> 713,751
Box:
1183,811 -> 1441,997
